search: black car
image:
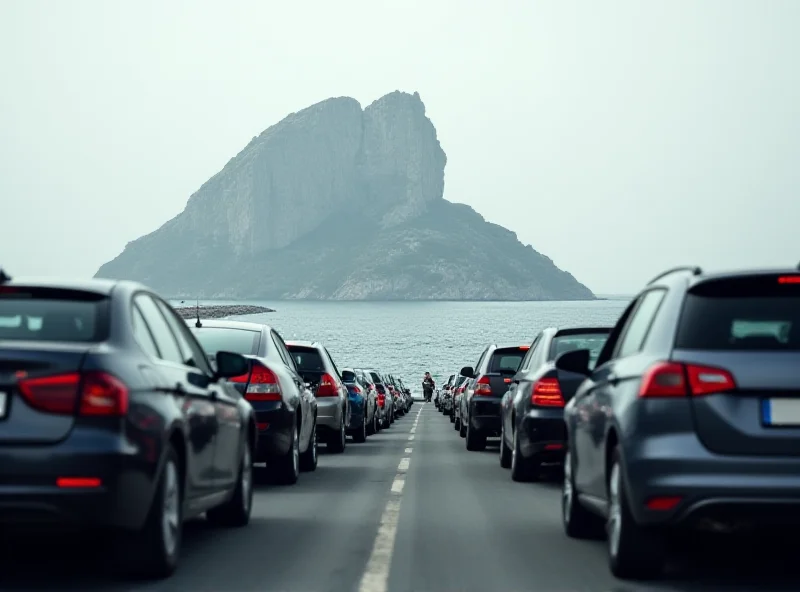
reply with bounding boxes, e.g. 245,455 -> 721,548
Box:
189,320 -> 318,484
0,273 -> 256,579
499,327 -> 611,481
459,345 -> 529,451
557,266 -> 800,580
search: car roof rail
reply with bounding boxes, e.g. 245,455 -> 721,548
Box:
646,266 -> 702,286
0,268 -> 10,284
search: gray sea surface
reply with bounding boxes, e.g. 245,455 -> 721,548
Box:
174,299 -> 630,393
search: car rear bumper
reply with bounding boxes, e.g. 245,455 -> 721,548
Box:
253,403 -> 295,461
624,433 -> 800,528
316,397 -> 343,431
0,430 -> 153,531
519,408 -> 567,463
469,398 -> 502,436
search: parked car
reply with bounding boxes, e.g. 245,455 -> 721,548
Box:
354,368 -> 387,430
499,327 -> 611,481
0,273 -> 256,579
286,341 -> 350,451
459,345 -> 529,450
556,266 -> 800,580
189,320 -> 318,483
341,367 -> 378,441
364,368 -> 395,426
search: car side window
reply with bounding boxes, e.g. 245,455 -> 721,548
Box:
615,289 -> 667,359
272,331 -> 299,373
154,298 -> 213,376
269,331 -> 292,368
133,294 -> 184,365
521,334 -> 542,372
324,347 -> 341,378
132,304 -> 160,358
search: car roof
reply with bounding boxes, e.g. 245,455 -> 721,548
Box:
647,266 -> 800,290
188,319 -> 269,332
0,276 -> 142,296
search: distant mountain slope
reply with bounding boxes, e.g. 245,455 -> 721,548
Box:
96,91 -> 594,301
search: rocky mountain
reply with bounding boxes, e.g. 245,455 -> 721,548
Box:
96,91 -> 594,301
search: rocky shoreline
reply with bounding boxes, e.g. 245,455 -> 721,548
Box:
173,304 -> 275,320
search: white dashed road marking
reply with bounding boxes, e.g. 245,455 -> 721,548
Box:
358,402 -> 427,592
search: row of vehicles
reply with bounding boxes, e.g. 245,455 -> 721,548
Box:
436,265 -> 800,582
0,271 -> 413,580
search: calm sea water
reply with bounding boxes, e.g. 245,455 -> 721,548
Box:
176,300 -> 630,394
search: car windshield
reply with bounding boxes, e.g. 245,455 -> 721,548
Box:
190,327 -> 260,356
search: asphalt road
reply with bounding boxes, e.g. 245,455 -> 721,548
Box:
1,403 -> 799,591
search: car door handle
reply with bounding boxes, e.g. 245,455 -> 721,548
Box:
174,383 -> 186,395
607,373 -> 619,386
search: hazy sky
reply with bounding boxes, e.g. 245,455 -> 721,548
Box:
1,0 -> 798,295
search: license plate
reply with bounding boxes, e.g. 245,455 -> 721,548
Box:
0,391 -> 6,419
762,398 -> 800,426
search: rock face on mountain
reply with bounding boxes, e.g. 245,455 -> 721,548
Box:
96,91 -> 594,301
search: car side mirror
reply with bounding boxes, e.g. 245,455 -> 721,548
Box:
304,382 -> 312,389
215,351 -> 249,379
460,366 -> 474,378
555,349 -> 591,377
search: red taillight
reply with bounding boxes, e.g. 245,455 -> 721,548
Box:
17,371 -> 128,416
531,378 -> 564,407
778,275 -> 800,284
457,386 -> 464,394
645,496 -> 682,511
350,385 -> 363,394
638,362 -> 735,398
474,375 -> 492,396
56,477 -> 101,488
377,393 -> 386,407
317,373 -> 338,397
242,362 -> 282,402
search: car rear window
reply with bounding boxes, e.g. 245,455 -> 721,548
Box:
549,332 -> 610,368
0,288 -> 107,342
488,347 -> 527,374
190,327 -> 260,356
341,370 -> 357,382
369,371 -> 383,383
675,275 -> 800,350
288,346 -> 326,372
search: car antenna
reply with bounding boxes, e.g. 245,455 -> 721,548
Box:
195,298 -> 202,328
0,268 -> 10,284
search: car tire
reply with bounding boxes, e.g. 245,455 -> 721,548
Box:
465,415 -> 486,451
328,415 -> 347,453
207,438 -> 253,528
459,419 -> 467,438
272,422 -> 300,485
367,410 -> 377,435
511,427 -> 538,482
299,421 -> 318,471
114,444 -> 182,580
499,422 -> 512,469
353,414 -> 367,443
607,446 -> 666,580
562,448 -> 604,539
454,414 -> 460,431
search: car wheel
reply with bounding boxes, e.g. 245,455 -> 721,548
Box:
459,418 -> 467,438
511,427 -> 538,482
299,421 -> 318,471
114,445 -> 182,579
562,448 -> 603,539
328,414 -> 347,453
465,415 -> 486,451
499,421 -> 512,468
353,413 -> 367,443
454,414 -> 460,431
207,437 -> 253,527
272,422 -> 300,484
607,446 -> 665,579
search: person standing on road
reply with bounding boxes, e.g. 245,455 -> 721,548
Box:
422,372 -> 435,402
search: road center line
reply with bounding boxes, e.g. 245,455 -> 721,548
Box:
358,495 -> 402,592
397,457 -> 410,472
408,435 -> 414,441
404,447 -> 413,453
